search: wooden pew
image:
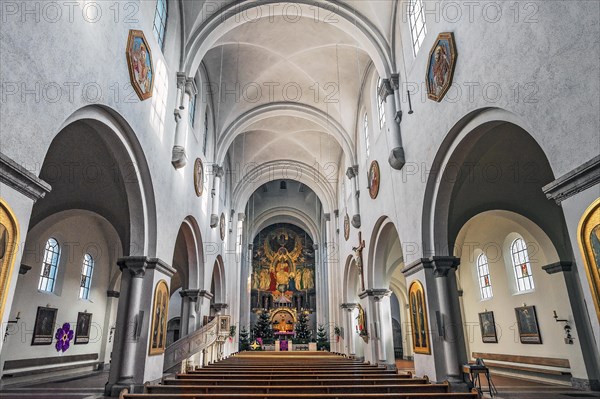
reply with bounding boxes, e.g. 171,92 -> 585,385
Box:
175,373 -> 408,380
163,378 -> 430,386
121,393 -> 481,399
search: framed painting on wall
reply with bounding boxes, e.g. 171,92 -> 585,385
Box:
126,30 -> 154,101
409,280 -> 431,354
0,199 -> 19,322
218,315 -> 231,335
32,306 -> 58,345
74,312 -> 92,344
578,198 -> 600,324
368,161 -> 380,199
149,280 -> 169,355
220,213 -> 226,241
478,311 -> 498,343
193,158 -> 204,197
515,305 -> 542,344
426,32 -> 457,102
343,213 -> 350,241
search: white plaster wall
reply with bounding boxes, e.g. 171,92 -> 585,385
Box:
2,210 -> 121,369
456,211 -> 587,379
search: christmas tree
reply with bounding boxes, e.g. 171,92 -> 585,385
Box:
239,326 -> 251,351
295,312 -> 312,343
254,311 -> 274,343
316,324 -> 330,351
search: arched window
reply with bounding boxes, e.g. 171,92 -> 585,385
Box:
477,253 -> 493,300
79,254 -> 94,300
153,0 -> 168,50
203,110 -> 209,155
376,78 -> 386,129
39,238 -> 60,292
363,113 -> 370,157
189,90 -> 197,127
407,0 -> 427,56
511,238 -> 535,292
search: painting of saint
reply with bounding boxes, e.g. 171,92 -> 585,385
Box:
149,280 -> 169,355
0,202 -> 18,322
409,280 -> 430,354
75,312 -> 92,344
288,271 -> 296,291
126,30 -> 154,101
302,268 -> 314,290
478,311 -> 498,343
368,161 -> 380,199
295,269 -> 303,291
193,158 -> 204,197
426,32 -> 457,102
32,307 -> 57,345
269,266 -> 277,292
579,199 -> 600,324
515,306 -> 542,344
591,225 -> 600,272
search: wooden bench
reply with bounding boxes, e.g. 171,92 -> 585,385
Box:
176,373 -> 407,380
122,393 -> 480,399
144,384 -> 452,395
163,378 -> 430,387
471,352 -> 571,376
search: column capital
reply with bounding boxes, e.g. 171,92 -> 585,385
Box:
346,165 -> 359,179
238,213 -> 246,222
431,256 -> 460,277
198,290 -> 214,300
340,303 -> 359,311
176,72 -> 186,88
378,78 -> 394,102
211,303 -> 229,312
333,209 -> 339,218
117,256 -> 149,278
542,261 -> 573,275
107,290 -> 120,298
324,213 -> 331,222
180,289 -> 201,301
184,77 -> 198,96
212,164 -> 225,178
390,74 -> 400,90
359,289 -> 392,301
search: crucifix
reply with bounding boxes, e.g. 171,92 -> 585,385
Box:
352,232 -> 366,292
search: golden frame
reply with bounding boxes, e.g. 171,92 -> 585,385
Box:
578,197 -> 600,323
126,29 -> 154,101
409,280 -> 431,355
0,198 -> 19,322
368,161 -> 380,199
193,158 -> 204,197
344,213 -> 350,241
426,32 -> 457,102
220,213 -> 226,241
149,280 -> 169,355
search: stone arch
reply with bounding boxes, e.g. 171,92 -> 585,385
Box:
367,216 -> 404,289
211,255 -> 226,304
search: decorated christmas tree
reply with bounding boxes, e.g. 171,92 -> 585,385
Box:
295,312 -> 312,343
239,326 -> 251,351
254,311 -> 274,343
316,324 -> 330,351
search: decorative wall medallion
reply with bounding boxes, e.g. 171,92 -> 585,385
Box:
193,158 -> 204,197
126,30 -> 154,101
426,32 -> 457,102
220,213 -> 226,241
368,161 -> 380,199
343,213 -> 350,241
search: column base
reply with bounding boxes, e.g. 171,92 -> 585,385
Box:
571,377 -> 600,391
388,146 -> 406,170
105,379 -> 145,397
351,214 -> 361,228
171,146 -> 187,169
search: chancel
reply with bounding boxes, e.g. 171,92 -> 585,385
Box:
0,1 -> 599,398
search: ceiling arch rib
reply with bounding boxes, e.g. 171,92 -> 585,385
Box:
251,207 -> 321,245
232,160 -> 336,214
217,102 -> 355,166
183,0 -> 393,79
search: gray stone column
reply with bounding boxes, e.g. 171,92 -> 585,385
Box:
346,166 -> 361,228
179,289 -> 200,336
379,78 -> 405,170
198,290 -> 214,327
431,257 -> 467,385
172,75 -> 198,169
341,303 -> 358,356
543,261 -> 600,391
360,289 -> 393,366
210,165 -> 225,227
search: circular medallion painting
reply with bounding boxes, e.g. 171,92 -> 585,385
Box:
344,213 -> 350,241
193,158 -> 204,197
219,213 -> 226,241
368,160 -> 380,199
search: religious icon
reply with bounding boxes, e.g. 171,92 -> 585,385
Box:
0,201 -> 19,322
74,312 -> 92,344
368,161 -> 380,199
478,311 -> 498,343
409,280 -> 431,354
32,307 -> 58,345
193,158 -> 204,197
355,304 -> 368,341
344,213 -> 350,241
126,30 -> 154,101
515,306 -> 542,344
219,213 -> 226,241
218,316 -> 230,335
149,280 -> 169,355
352,232 -> 366,292
426,32 -> 457,102
578,198 -> 600,324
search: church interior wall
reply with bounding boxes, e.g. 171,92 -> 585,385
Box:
2,210 -> 121,375
456,210 -> 587,381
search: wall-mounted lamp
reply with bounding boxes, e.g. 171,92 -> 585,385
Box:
4,311 -> 20,342
553,310 -> 574,345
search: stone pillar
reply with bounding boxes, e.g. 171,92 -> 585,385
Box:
210,165 -> 225,227
341,303 -> 358,356
379,78 -> 405,170
198,290 -> 214,327
172,75 -> 198,169
543,262 -> 600,390
359,289 -> 393,367
106,257 -> 176,396
346,165 -> 361,228
179,289 -> 200,336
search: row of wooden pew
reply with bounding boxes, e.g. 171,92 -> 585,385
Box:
120,351 -> 481,399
